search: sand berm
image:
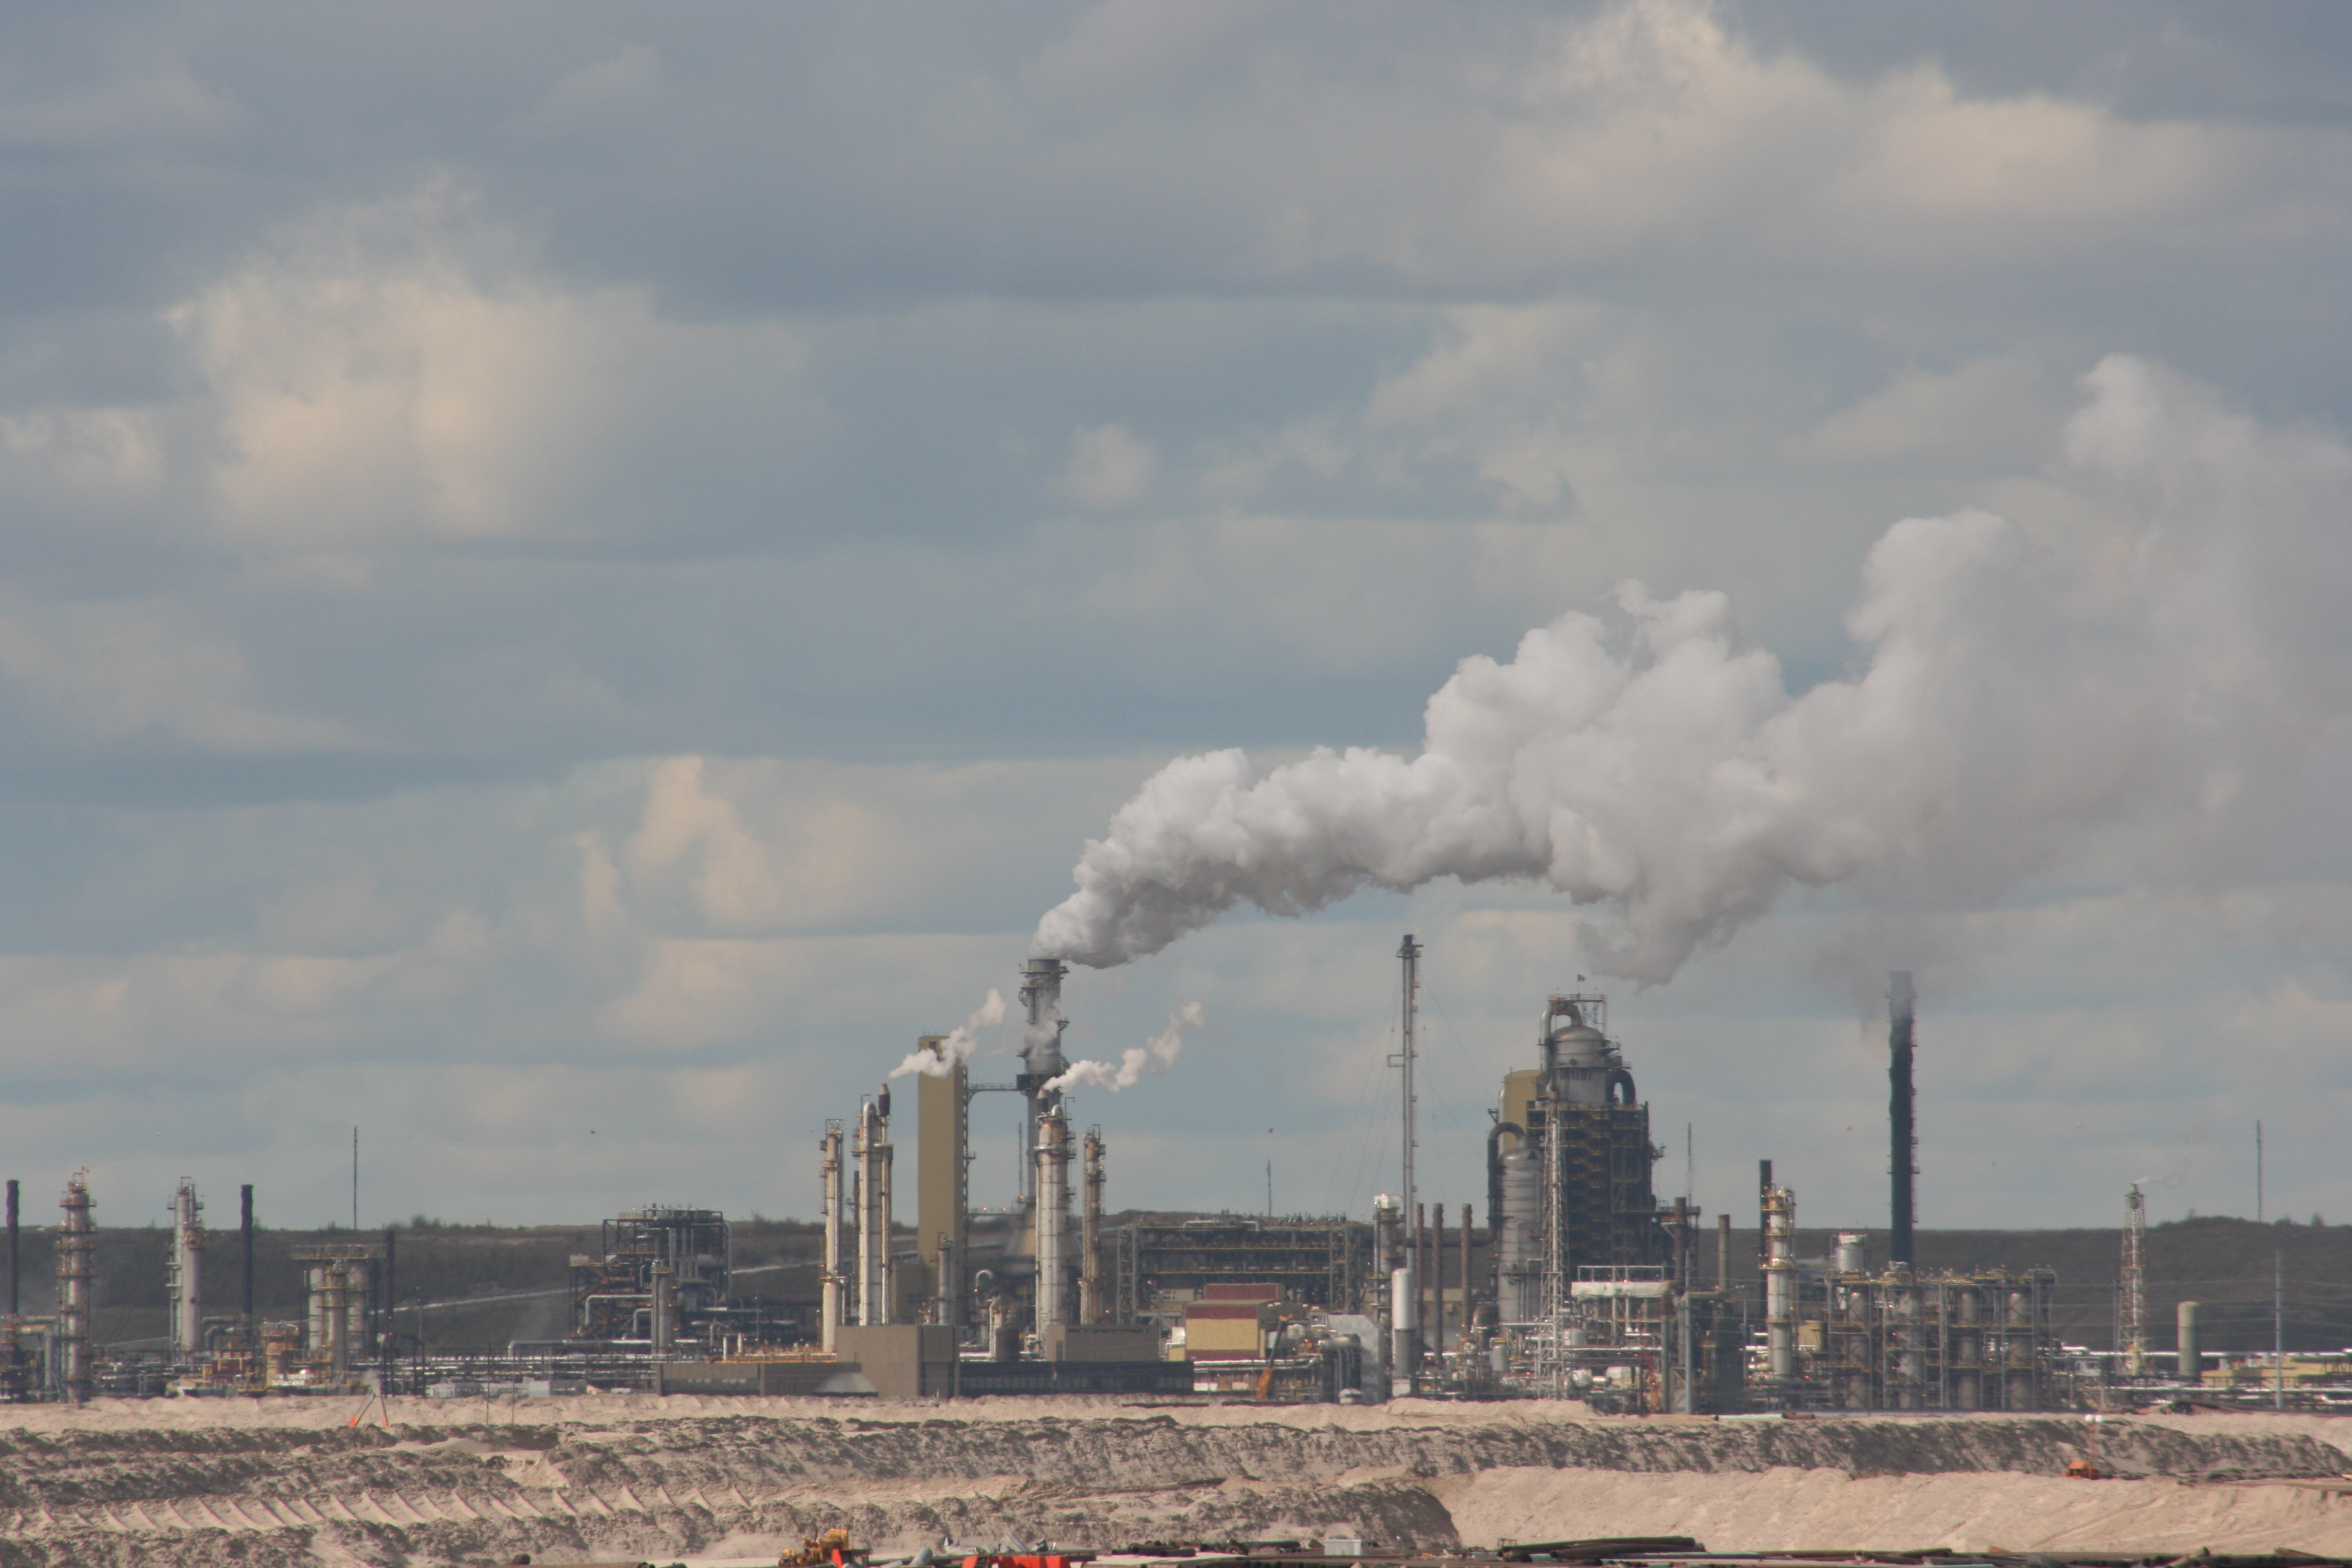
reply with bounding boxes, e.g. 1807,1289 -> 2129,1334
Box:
5,1395 -> 2352,1568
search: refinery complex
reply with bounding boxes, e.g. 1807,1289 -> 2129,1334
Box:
0,944 -> 2319,1410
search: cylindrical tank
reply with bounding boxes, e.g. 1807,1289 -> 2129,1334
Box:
1545,1021 -> 1616,1106
1890,1282 -> 1922,1410
1834,1232 -> 1866,1275
342,1260 -> 370,1356
1499,1146 -> 1543,1321
1391,1265 -> 1417,1392
2178,1301 -> 2201,1383
1373,1192 -> 1402,1276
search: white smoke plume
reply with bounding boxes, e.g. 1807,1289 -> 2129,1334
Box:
890,988 -> 1008,1077
1045,1001 -> 1205,1094
1033,358 -> 2351,984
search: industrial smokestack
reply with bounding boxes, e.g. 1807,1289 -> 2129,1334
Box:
240,1184 -> 255,1330
1889,971 -> 1916,1267
1079,1126 -> 1105,1325
5,1178 -> 16,1321
1018,959 -> 1068,1206
819,1121 -> 844,1350
1034,1110 -> 1072,1331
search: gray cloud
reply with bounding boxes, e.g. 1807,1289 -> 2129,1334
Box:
0,1 -> 2344,1227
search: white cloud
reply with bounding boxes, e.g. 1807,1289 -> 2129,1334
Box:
148,183 -> 828,552
0,594 -> 359,751
1792,354 -> 2058,471
1056,422 -> 1159,508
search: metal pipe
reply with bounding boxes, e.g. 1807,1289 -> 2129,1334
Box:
820,1121 -> 844,1350
1432,1201 -> 1446,1354
2178,1300 -> 2201,1383
1889,972 -> 1916,1267
650,1259 -> 675,1352
1460,1203 -> 1472,1335
1486,1122 -> 1520,1272
1414,1202 -> 1428,1357
1034,1110 -> 1071,1331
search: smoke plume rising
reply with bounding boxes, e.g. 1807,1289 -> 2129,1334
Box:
1033,358 -> 2348,984
890,989 -> 1007,1077
1045,1001 -> 1206,1094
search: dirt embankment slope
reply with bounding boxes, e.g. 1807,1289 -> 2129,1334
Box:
1,1399 -> 2349,1568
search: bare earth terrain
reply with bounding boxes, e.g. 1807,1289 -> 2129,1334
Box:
4,1396 -> 2351,1568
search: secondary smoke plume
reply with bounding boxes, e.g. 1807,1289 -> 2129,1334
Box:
1033,358 -> 2348,984
890,989 -> 1007,1077
1045,1001 -> 1206,1094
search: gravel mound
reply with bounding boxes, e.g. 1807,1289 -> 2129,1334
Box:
0,1403 -> 2345,1568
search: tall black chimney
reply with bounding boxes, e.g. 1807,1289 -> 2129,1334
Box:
5,1178 -> 17,1319
1889,972 -> 1916,1267
241,1184 -> 256,1327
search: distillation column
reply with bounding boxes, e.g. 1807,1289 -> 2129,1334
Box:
819,1121 -> 844,1351
57,1173 -> 94,1401
168,1179 -> 206,1361
1034,1110 -> 1072,1331
1079,1126 -> 1105,1325
1762,1179 -> 1796,1385
2122,1182 -> 2148,1377
856,1097 -> 892,1325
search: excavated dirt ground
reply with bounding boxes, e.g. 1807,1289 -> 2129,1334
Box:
4,1396 -> 2351,1568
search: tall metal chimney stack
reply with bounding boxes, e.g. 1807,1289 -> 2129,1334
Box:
1889,971 -> 1916,1267
1018,959 -> 1069,1207
240,1184 -> 255,1331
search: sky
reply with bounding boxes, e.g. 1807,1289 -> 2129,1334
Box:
2,1 -> 2349,1237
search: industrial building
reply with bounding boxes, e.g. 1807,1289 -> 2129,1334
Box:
0,947 -> 2322,1408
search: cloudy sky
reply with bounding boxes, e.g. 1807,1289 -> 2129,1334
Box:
4,1 -> 2349,1238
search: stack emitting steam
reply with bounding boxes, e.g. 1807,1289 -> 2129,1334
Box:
1030,359 -> 2341,988
1047,1002 -> 1206,1094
